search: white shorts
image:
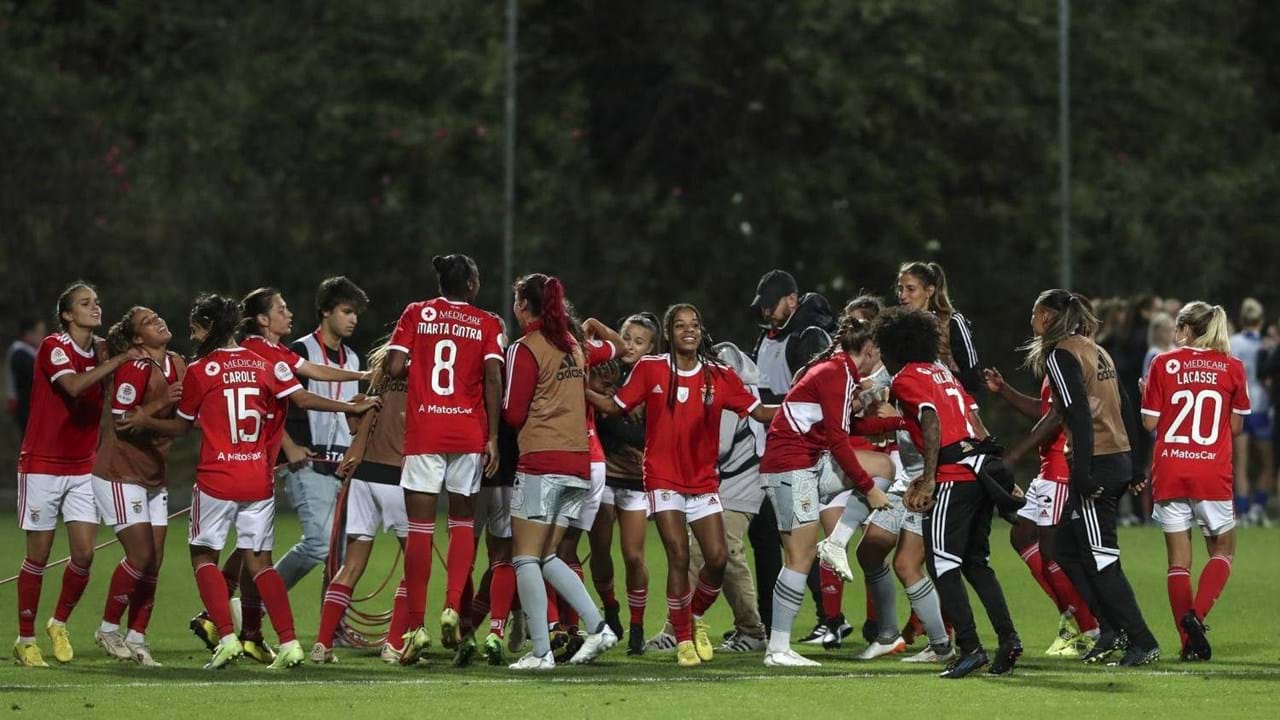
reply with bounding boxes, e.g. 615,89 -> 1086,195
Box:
867,493 -> 923,537
1153,498 -> 1236,537
1016,478 -> 1070,527
648,490 -> 723,523
17,473 -> 97,531
92,477 -> 168,532
602,486 -> 648,513
345,480 -> 407,540
511,473 -> 588,527
820,489 -> 852,512
400,453 -> 483,496
188,486 -> 275,552
569,463 -> 607,531
473,485 -> 513,539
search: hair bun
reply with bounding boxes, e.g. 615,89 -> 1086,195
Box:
432,255 -> 448,272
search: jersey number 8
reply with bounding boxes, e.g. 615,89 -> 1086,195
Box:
432,340 -> 457,396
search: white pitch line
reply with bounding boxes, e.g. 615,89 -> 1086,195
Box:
3,667 -> 1279,691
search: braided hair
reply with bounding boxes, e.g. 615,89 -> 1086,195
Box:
661,303 -> 723,412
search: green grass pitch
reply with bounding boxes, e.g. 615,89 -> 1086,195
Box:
0,514 -> 1276,719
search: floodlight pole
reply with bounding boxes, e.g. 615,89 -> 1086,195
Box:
1059,0 -> 1072,288
503,0 -> 517,331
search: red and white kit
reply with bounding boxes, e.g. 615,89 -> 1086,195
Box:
17,333 -> 105,531
1142,346 -> 1250,535
1016,378 -> 1071,527
613,354 -> 759,520
239,335 -> 307,466
177,347 -> 302,551
389,298 -> 503,495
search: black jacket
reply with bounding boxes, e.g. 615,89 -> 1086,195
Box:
750,292 -> 836,404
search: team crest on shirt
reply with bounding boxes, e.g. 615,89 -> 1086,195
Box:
50,347 -> 70,366
677,386 -> 690,403
204,361 -> 220,376
131,500 -> 143,514
115,383 -> 137,405
274,361 -> 294,382
420,305 -> 437,322
1165,358 -> 1180,375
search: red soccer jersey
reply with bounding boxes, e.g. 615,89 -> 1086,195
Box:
176,347 -> 302,501
1142,347 -> 1250,502
18,333 -> 105,475
584,338 -> 618,463
891,361 -> 978,482
389,298 -> 504,455
614,354 -> 760,494
1038,378 -> 1069,483
239,335 -> 305,462
760,353 -> 904,492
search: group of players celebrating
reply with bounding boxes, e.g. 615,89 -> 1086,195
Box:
11,256 -> 1247,678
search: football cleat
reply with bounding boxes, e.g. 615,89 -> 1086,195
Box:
570,625 -> 618,664
127,640 -> 162,667
1180,611 -> 1211,662
95,628 -> 132,660
204,635 -> 244,670
763,648 -> 822,667
1114,645 -> 1160,667
267,640 -> 304,670
400,627 -> 431,666
603,605 -> 624,639
988,633 -> 1023,675
380,643 -> 402,664
508,650 -> 555,671
190,612 -> 218,651
693,617 -> 714,662
644,629 -> 678,653
310,642 -> 336,664
1081,631 -> 1124,665
45,619 -> 73,663
453,632 -> 477,668
816,538 -> 855,582
240,636 -> 276,664
902,643 -> 956,663
627,624 -> 647,656
676,640 -> 701,667
798,621 -> 830,645
855,636 -> 906,660
939,648 -> 990,679
12,639 -> 49,668
483,632 -> 506,666
1045,612 -> 1080,656
720,631 -> 767,652
440,608 -> 461,650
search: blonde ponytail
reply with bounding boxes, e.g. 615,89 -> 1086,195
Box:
1177,301 -> 1231,354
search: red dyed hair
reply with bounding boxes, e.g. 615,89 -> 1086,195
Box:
514,273 -> 576,354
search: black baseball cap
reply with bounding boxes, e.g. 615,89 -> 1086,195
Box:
750,270 -> 798,310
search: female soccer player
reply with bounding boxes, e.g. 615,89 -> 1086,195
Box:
592,304 -> 776,667
983,365 -> 1099,658
14,282 -> 144,668
388,255 -> 505,665
90,307 -> 186,666
1022,289 -> 1160,667
311,340 -> 412,664
592,313 -> 659,655
124,294 -> 377,670
896,261 -> 983,396
502,274 -> 618,670
758,314 -> 897,667
1141,302 -> 1249,661
878,307 -> 1021,679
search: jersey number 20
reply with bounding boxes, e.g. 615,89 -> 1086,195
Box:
1164,389 -> 1222,446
